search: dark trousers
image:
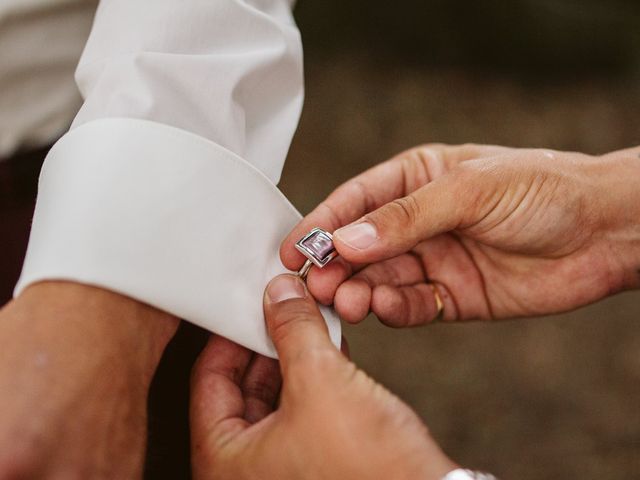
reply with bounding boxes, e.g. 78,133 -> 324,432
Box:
0,147 -> 206,479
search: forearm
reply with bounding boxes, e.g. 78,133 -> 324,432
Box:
0,281 -> 178,477
1,281 -> 178,380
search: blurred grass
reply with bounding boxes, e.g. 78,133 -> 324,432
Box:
281,4 -> 640,477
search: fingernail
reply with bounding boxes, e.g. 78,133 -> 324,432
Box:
266,275 -> 306,303
335,222 -> 378,250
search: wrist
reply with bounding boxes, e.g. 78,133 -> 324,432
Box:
0,281 -> 178,477
6,281 -> 179,379
593,148 -> 640,289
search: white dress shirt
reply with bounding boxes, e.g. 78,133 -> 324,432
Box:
4,0 -> 341,357
0,0 -> 97,155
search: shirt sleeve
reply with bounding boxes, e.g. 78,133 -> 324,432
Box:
14,0 -> 341,358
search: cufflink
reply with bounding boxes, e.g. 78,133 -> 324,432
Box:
295,227 -> 338,280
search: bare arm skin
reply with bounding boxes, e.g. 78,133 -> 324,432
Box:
0,282 -> 178,478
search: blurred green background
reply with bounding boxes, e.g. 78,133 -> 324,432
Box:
280,1 -> 640,478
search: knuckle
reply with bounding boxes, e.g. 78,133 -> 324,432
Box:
411,144 -> 446,166
459,142 -> 482,151
417,142 -> 448,151
386,195 -> 422,226
391,144 -> 443,170
316,201 -> 342,229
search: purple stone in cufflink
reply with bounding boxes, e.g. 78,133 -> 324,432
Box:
295,227 -> 338,280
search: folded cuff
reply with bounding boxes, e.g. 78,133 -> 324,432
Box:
15,118 -> 341,358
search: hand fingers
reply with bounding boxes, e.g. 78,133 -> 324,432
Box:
411,235 -> 491,320
332,163 -> 499,265
334,278 -> 446,327
190,335 -> 252,450
241,355 -> 281,424
281,144 -> 509,270
335,234 -> 494,324
305,257 -> 354,305
333,253 -> 426,323
370,284 -> 444,327
305,257 -> 371,306
264,274 -> 337,373
334,278 -> 372,323
354,252 -> 425,287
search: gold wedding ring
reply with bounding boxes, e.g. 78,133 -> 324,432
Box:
428,283 -> 444,322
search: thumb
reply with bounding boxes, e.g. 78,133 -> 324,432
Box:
332,169 -> 485,264
264,274 -> 336,371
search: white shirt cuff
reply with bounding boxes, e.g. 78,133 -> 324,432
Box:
15,118 -> 341,358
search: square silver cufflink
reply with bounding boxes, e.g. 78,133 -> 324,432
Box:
295,227 -> 338,268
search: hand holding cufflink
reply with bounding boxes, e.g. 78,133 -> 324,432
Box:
281,144 -> 627,328
293,226 -> 444,322
275,142 -> 631,480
